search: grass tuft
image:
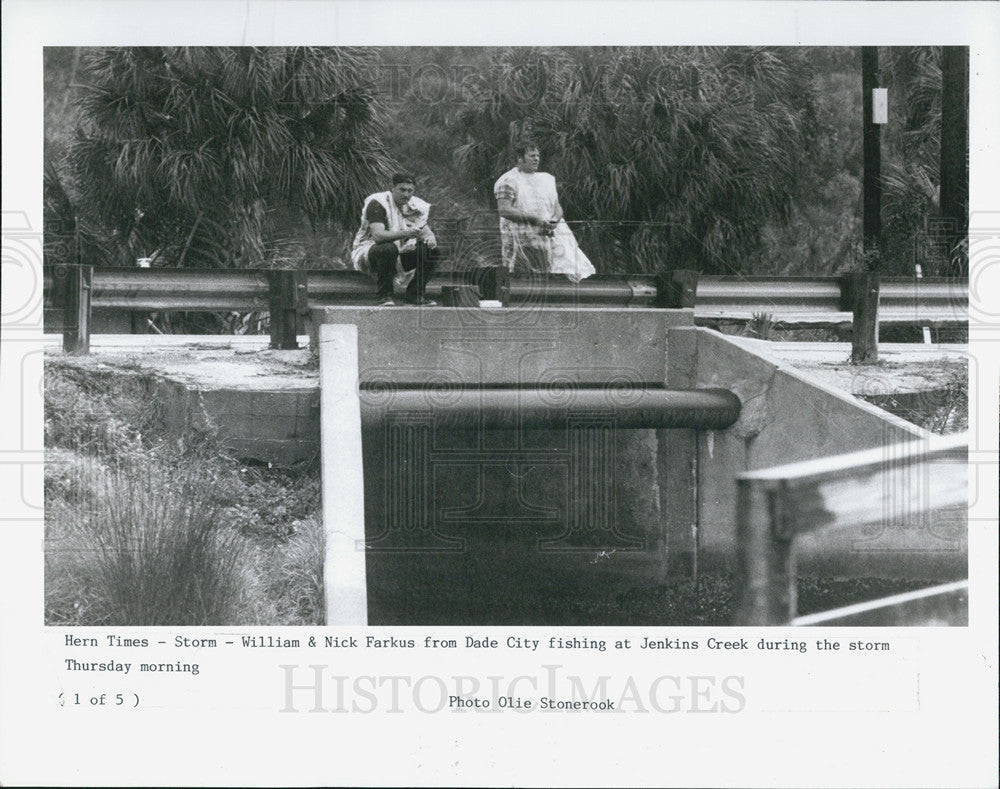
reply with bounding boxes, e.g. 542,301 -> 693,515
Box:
48,460 -> 253,626
45,360 -> 326,625
264,516 -> 326,625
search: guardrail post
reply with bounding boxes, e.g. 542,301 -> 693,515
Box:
470,265 -> 505,303
295,270 -> 309,336
735,479 -> 796,625
268,269 -> 306,350
441,285 -> 480,307
654,269 -> 699,308
841,272 -> 880,363
62,265 -> 92,355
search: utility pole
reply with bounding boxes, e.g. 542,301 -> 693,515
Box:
940,46 -> 969,274
862,47 -> 882,258
851,46 -> 883,364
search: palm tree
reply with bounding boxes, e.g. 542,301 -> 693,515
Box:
455,47 -> 819,274
68,46 -> 393,268
880,46 -> 965,276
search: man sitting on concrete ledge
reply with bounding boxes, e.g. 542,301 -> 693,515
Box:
351,173 -> 440,306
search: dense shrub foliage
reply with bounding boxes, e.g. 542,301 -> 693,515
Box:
45,46 -> 960,276
454,47 -> 819,273
65,47 -> 393,268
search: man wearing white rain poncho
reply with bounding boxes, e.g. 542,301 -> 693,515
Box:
493,142 -> 596,283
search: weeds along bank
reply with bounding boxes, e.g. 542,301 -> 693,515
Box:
44,357 -> 324,626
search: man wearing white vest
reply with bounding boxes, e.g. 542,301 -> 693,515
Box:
351,173 -> 440,305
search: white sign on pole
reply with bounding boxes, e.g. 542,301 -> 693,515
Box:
873,88 -> 888,124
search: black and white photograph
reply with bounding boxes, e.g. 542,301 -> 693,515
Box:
41,44 -> 970,627
2,1 -> 997,787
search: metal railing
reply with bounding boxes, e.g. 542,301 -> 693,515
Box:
696,275 -> 966,327
46,265 -> 969,353
734,433 -> 968,626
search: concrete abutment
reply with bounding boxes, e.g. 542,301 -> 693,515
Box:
144,307 -> 965,623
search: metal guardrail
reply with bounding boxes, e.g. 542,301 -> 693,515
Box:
47,268 -> 667,309
84,268 -> 381,310
46,266 -> 969,353
500,275 -> 660,307
46,267 -> 968,312
695,275 -> 967,326
734,433 -> 968,626
89,268 -> 273,311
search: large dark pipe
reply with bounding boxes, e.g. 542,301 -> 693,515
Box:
358,386 -> 741,430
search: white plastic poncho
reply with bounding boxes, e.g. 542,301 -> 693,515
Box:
493,167 -> 595,283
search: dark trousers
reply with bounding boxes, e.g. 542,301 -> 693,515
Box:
369,240 -> 440,300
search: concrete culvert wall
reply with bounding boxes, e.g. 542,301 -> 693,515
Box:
135,309 -> 965,624
313,306 -> 703,624
314,308 -> 965,624
683,328 -> 967,581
